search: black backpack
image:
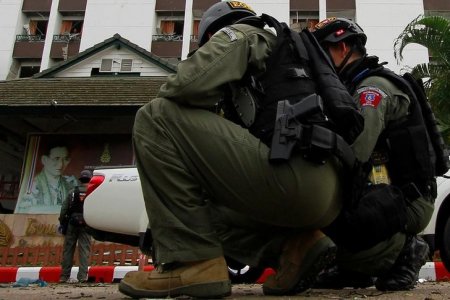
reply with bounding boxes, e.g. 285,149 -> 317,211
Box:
402,72 -> 450,177
364,68 -> 449,180
230,14 -> 364,147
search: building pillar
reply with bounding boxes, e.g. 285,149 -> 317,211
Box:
319,0 -> 327,20
181,0 -> 194,60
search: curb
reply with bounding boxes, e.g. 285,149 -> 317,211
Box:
0,262 -> 448,284
419,262 -> 450,281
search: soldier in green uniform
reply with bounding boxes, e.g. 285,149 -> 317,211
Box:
311,18 -> 433,291
118,1 -> 356,298
59,169 -> 93,283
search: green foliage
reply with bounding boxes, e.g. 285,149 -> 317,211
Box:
394,15 -> 450,143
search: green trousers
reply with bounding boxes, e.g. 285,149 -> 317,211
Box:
60,223 -> 91,281
133,98 -> 404,274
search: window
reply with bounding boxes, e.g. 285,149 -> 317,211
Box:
160,20 -> 184,35
29,20 -> 48,36
290,11 -> 319,32
192,20 -> 200,36
100,59 -> 113,72
60,20 -> 84,35
327,10 -> 356,21
120,59 -> 133,72
292,18 -> 319,31
19,66 -> 40,78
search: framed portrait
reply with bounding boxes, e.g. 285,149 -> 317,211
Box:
15,134 -> 133,214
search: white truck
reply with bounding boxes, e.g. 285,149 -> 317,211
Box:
83,165 -> 450,278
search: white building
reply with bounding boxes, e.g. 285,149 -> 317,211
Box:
1,0 -> 449,81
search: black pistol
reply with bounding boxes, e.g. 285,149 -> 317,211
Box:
269,94 -> 324,161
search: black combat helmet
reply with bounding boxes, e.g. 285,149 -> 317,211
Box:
79,169 -> 92,184
198,1 -> 256,46
312,17 -> 367,46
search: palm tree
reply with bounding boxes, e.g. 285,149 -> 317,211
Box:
394,15 -> 450,140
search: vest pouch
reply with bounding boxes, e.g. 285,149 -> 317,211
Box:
324,184 -> 407,252
386,124 -> 434,186
70,213 -> 86,226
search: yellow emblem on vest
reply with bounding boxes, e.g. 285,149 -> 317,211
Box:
227,1 -> 255,13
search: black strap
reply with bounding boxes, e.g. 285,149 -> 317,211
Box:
401,179 -> 436,202
300,124 -> 356,169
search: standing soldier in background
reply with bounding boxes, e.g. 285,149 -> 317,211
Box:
59,169 -> 93,283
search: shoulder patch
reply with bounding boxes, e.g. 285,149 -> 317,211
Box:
219,27 -> 238,43
357,86 -> 387,109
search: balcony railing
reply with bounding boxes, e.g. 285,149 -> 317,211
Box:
152,35 -> 199,42
152,34 -> 183,42
53,34 -> 82,42
16,35 -> 46,42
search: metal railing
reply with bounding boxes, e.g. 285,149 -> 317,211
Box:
152,34 -> 183,41
53,34 -> 82,42
16,35 -> 45,42
152,35 -> 199,42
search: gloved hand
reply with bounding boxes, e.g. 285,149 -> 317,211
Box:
58,224 -> 67,235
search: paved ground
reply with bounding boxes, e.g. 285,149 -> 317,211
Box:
1,281 -> 450,299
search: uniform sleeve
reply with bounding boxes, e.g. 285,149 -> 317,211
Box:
351,76 -> 410,162
157,25 -> 275,108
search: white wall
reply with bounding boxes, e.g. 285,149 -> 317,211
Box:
0,0 -> 22,80
81,0 -> 156,52
355,0 -> 429,74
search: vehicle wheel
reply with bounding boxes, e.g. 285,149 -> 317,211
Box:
225,257 -> 265,284
440,216 -> 450,271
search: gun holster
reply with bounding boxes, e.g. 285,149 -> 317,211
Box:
269,94 -> 324,161
269,94 -> 356,169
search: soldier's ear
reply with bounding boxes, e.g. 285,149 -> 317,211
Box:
339,41 -> 351,57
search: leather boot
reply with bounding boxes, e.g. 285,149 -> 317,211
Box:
118,256 -> 231,298
375,235 -> 429,291
263,230 -> 337,295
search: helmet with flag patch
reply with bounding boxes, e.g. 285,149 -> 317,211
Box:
198,1 -> 256,47
312,17 -> 367,46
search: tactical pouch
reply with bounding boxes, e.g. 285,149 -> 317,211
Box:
324,184 -> 407,252
386,124 -> 434,186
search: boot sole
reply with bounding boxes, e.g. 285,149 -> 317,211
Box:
263,236 -> 337,296
119,279 -> 232,299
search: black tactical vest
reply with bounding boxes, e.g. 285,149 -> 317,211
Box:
69,185 -> 87,214
227,14 -> 364,147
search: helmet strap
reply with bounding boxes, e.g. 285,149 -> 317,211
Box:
336,44 -> 356,74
